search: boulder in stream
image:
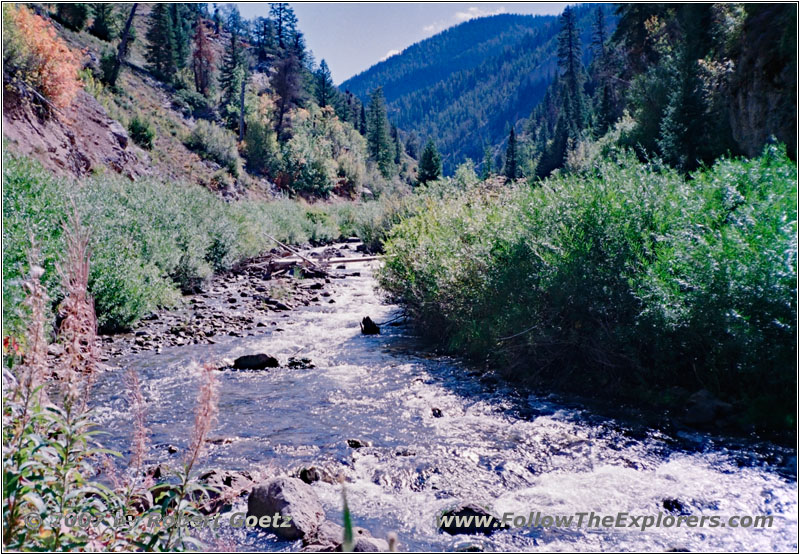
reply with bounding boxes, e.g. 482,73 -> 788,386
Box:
233,354 -> 280,370
360,317 -> 380,335
439,503 -> 509,536
247,477 -> 325,541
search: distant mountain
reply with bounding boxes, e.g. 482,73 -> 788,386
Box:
341,7 -> 615,173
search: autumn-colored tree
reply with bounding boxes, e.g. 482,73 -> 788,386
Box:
192,20 -> 215,97
6,5 -> 82,109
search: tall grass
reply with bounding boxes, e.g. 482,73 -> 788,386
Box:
3,228 -> 219,551
380,145 -> 797,427
3,153 -> 398,335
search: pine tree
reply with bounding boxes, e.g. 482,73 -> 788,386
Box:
219,7 -> 247,129
417,139 -> 442,185
270,3 -> 297,51
102,3 -> 137,88
273,54 -> 303,137
315,60 -> 335,108
55,3 -> 91,31
192,19 -> 215,97
391,123 -> 402,164
359,105 -> 367,136
145,3 -> 177,82
213,4 -> 221,34
591,6 -> 614,136
558,6 -> 586,138
253,17 -> 276,63
481,145 -> 494,180
169,3 -> 192,71
89,3 -> 117,41
366,87 -> 393,177
504,127 -> 519,180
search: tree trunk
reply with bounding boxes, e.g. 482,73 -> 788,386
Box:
110,3 -> 138,86
239,77 -> 246,142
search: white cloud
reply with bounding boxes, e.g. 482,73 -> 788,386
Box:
380,49 -> 401,62
454,5 -> 507,22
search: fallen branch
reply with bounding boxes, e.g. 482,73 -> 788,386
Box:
263,233 -> 323,270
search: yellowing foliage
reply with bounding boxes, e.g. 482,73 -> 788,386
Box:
7,5 -> 82,109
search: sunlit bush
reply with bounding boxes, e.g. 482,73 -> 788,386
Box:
380,146 -> 797,424
3,4 -> 83,109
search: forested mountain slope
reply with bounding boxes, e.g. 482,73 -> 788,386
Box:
342,7 -> 615,172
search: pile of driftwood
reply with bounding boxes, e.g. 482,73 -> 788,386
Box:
234,235 -> 381,280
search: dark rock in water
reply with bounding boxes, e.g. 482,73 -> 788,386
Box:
347,438 -> 371,449
233,354 -> 280,370
682,389 -> 733,426
305,520 -> 343,550
197,469 -> 253,514
662,498 -> 690,515
353,536 -> 390,552
288,356 -> 315,369
247,477 -> 325,541
439,504 -> 509,536
432,408 -> 444,418
360,317 -> 380,335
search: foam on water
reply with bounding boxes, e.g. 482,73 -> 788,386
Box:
92,250 -> 798,552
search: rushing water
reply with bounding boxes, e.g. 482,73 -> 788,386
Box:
92,249 -> 798,552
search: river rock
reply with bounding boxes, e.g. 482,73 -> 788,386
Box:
233,354 -> 280,370
360,317 -> 380,335
439,504 -> 509,535
353,536 -> 390,552
297,466 -> 334,484
682,389 -> 733,425
247,477 -> 325,541
347,438 -> 371,449
302,520 -> 344,551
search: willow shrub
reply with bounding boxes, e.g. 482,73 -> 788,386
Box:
2,154 -> 391,334
380,146 -> 796,423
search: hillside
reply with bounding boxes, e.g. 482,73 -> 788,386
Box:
341,7 -> 616,172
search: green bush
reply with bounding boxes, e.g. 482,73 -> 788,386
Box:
173,88 -> 212,118
380,146 -> 797,425
185,120 -> 241,177
3,153 -> 387,335
127,116 -> 154,150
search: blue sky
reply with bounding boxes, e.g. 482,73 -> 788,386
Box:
235,3 -> 572,84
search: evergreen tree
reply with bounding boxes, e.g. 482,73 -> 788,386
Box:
219,7 -> 247,129
417,139 -> 442,185
557,6 -> 586,138
591,6 -> 615,136
192,19 -> 215,97
270,3 -> 297,50
102,3 -> 137,88
145,4 -> 177,82
504,127 -> 519,180
366,87 -> 394,177
89,3 -> 117,41
213,4 -> 221,34
55,3 -> 91,31
315,60 -> 335,108
273,54 -> 303,137
481,145 -> 494,179
391,123 -> 402,164
169,4 -> 192,71
254,17 -> 276,63
359,105 -> 367,136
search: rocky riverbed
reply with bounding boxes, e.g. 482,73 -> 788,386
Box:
89,242 -> 798,552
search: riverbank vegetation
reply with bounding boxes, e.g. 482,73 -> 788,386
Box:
2,153 -> 398,336
3,230 -> 221,550
380,145 -> 797,428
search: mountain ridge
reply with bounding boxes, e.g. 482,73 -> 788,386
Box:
341,7 -> 615,172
